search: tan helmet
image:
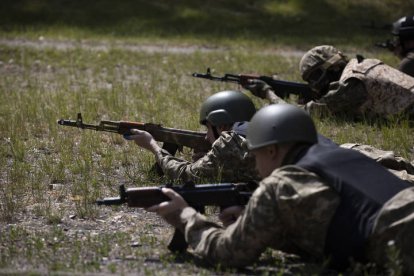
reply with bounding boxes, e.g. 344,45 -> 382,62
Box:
299,45 -> 348,92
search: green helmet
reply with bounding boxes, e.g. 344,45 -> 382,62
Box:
246,104 -> 317,150
299,45 -> 347,92
199,90 -> 256,126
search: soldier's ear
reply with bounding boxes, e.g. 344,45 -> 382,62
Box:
265,145 -> 279,160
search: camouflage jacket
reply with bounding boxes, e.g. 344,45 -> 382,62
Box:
155,131 -> 259,183
399,51 -> 414,78
180,165 -> 340,267
366,186 -> 414,275
321,58 -> 414,117
179,165 -> 414,273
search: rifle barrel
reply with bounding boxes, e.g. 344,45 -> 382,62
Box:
57,118 -> 120,133
192,69 -> 316,103
58,114 -> 211,151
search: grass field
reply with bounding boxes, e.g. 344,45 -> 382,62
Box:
1,0 -> 414,275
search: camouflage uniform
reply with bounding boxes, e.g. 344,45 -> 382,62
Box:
341,143 -> 414,185
155,131 -> 259,183
366,186 -> 414,274
180,166 -> 339,267
399,51 -> 414,77
178,165 -> 414,273
172,104 -> 414,272
308,58 -> 414,118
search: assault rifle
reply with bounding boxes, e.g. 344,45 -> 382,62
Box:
58,113 -> 211,154
58,113 -> 211,175
192,68 -> 317,103
97,182 -> 256,252
96,182 -> 254,207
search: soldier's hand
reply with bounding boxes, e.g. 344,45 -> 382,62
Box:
191,149 -> 207,162
242,79 -> 272,99
305,101 -> 331,117
146,188 -> 189,229
218,205 -> 244,227
124,129 -> 160,153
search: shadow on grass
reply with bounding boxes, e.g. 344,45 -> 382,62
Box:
1,0 -> 414,44
166,250 -> 327,275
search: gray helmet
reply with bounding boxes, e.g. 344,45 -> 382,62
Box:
246,104 -> 317,150
199,90 -> 256,126
299,45 -> 348,93
392,15 -> 414,39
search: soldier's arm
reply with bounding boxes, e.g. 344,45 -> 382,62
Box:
265,89 -> 288,104
181,176 -> 286,267
320,78 -> 367,115
154,148 -> 214,183
398,54 -> 414,78
155,132 -> 244,183
181,167 -> 340,267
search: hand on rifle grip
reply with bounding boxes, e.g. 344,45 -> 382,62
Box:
124,129 -> 159,153
146,188 -> 189,229
242,79 -> 272,99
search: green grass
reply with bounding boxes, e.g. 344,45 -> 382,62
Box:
0,0 -> 413,274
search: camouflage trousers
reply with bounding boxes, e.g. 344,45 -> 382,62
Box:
367,186 -> 414,274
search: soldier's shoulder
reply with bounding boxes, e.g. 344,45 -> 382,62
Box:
345,57 -> 382,74
258,166 -> 332,199
212,131 -> 245,147
399,52 -> 414,78
261,165 -> 313,185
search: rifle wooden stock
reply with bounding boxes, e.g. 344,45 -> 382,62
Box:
57,113 -> 211,152
96,183 -> 255,208
192,68 -> 317,103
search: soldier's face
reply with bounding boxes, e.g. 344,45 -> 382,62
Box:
205,122 -> 231,144
251,145 -> 280,178
393,39 -> 404,59
305,67 -> 331,94
205,122 -> 218,144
